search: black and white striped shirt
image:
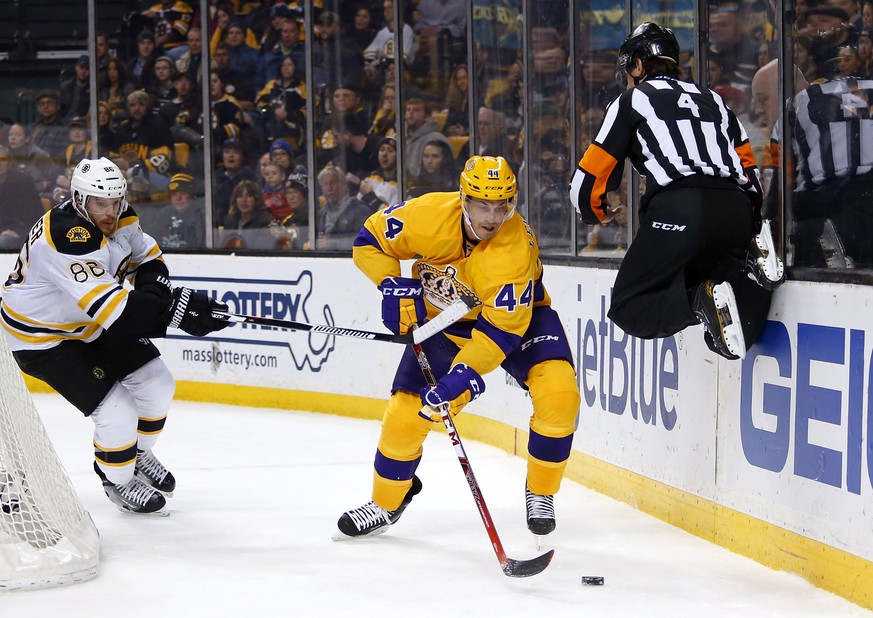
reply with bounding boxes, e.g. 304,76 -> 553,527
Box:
571,76 -> 761,223
789,77 -> 873,192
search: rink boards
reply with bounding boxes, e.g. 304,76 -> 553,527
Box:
9,252 -> 873,609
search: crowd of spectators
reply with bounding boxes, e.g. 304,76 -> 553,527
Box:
3,0 -> 868,261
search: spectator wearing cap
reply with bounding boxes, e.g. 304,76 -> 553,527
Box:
0,144 -> 45,249
224,19 -> 261,76
128,30 -> 160,90
149,56 -> 178,112
312,10 -> 364,92
358,135 -> 399,210
53,116 -> 93,200
273,167 -> 310,251
153,172 -> 206,249
220,179 -> 275,250
213,138 -> 258,228
256,54 -> 306,150
142,0 -> 194,61
325,112 -> 379,194
254,16 -> 305,92
59,55 -> 91,120
283,166 -> 309,226
31,90 -> 67,161
268,139 -> 295,174
315,163 -> 371,251
111,90 -> 174,187
259,3 -> 296,53
806,4 -> 860,80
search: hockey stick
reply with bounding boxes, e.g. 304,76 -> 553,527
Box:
412,341 -> 555,578
212,296 -> 473,345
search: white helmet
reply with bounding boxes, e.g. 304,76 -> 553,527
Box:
70,157 -> 127,225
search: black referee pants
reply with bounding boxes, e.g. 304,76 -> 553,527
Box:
608,186 -> 772,348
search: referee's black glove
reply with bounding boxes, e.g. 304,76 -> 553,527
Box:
165,287 -> 230,337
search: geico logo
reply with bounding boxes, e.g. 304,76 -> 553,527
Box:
386,288 -> 422,296
652,221 -> 687,231
520,334 -> 560,350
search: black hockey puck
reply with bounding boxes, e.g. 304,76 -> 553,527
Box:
581,576 -> 604,586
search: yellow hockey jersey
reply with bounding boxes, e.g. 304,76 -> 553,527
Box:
353,191 -> 551,376
1,202 -> 164,351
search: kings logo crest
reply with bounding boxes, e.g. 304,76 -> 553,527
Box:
416,263 -> 482,310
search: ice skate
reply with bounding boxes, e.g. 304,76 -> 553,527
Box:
94,462 -> 169,516
693,281 -> 746,360
746,220 -> 785,290
135,449 -> 176,496
335,476 -> 422,540
525,484 -> 556,537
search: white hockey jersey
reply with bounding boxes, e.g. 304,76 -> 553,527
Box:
1,201 -> 165,352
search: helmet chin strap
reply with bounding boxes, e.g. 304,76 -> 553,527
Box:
461,203 -> 485,241
462,201 -> 515,241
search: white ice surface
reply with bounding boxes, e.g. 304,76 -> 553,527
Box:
3,394 -> 871,617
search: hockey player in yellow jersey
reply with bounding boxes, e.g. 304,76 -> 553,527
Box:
337,155 -> 581,540
1,157 -> 229,515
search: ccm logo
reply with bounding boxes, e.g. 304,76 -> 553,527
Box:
652,221 -> 687,231
384,288 -> 422,297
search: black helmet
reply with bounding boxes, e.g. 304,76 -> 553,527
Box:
617,22 -> 680,72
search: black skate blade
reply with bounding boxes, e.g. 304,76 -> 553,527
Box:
502,549 -> 554,577
116,504 -> 170,517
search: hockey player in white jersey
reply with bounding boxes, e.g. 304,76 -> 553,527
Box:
0,157 -> 229,515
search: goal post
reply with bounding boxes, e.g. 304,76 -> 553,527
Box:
0,333 -> 99,590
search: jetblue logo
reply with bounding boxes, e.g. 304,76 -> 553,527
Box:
652,221 -> 686,231
575,292 -> 679,430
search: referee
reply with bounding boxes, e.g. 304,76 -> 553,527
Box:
570,22 -> 781,360
785,71 -> 873,268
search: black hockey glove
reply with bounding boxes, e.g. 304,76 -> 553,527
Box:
166,287 -> 230,337
137,273 -> 173,303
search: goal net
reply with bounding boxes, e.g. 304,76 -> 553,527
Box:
0,333 -> 99,590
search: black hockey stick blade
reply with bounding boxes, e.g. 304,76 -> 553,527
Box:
502,549 -> 555,578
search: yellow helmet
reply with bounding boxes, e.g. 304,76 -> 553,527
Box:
459,155 -> 517,204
